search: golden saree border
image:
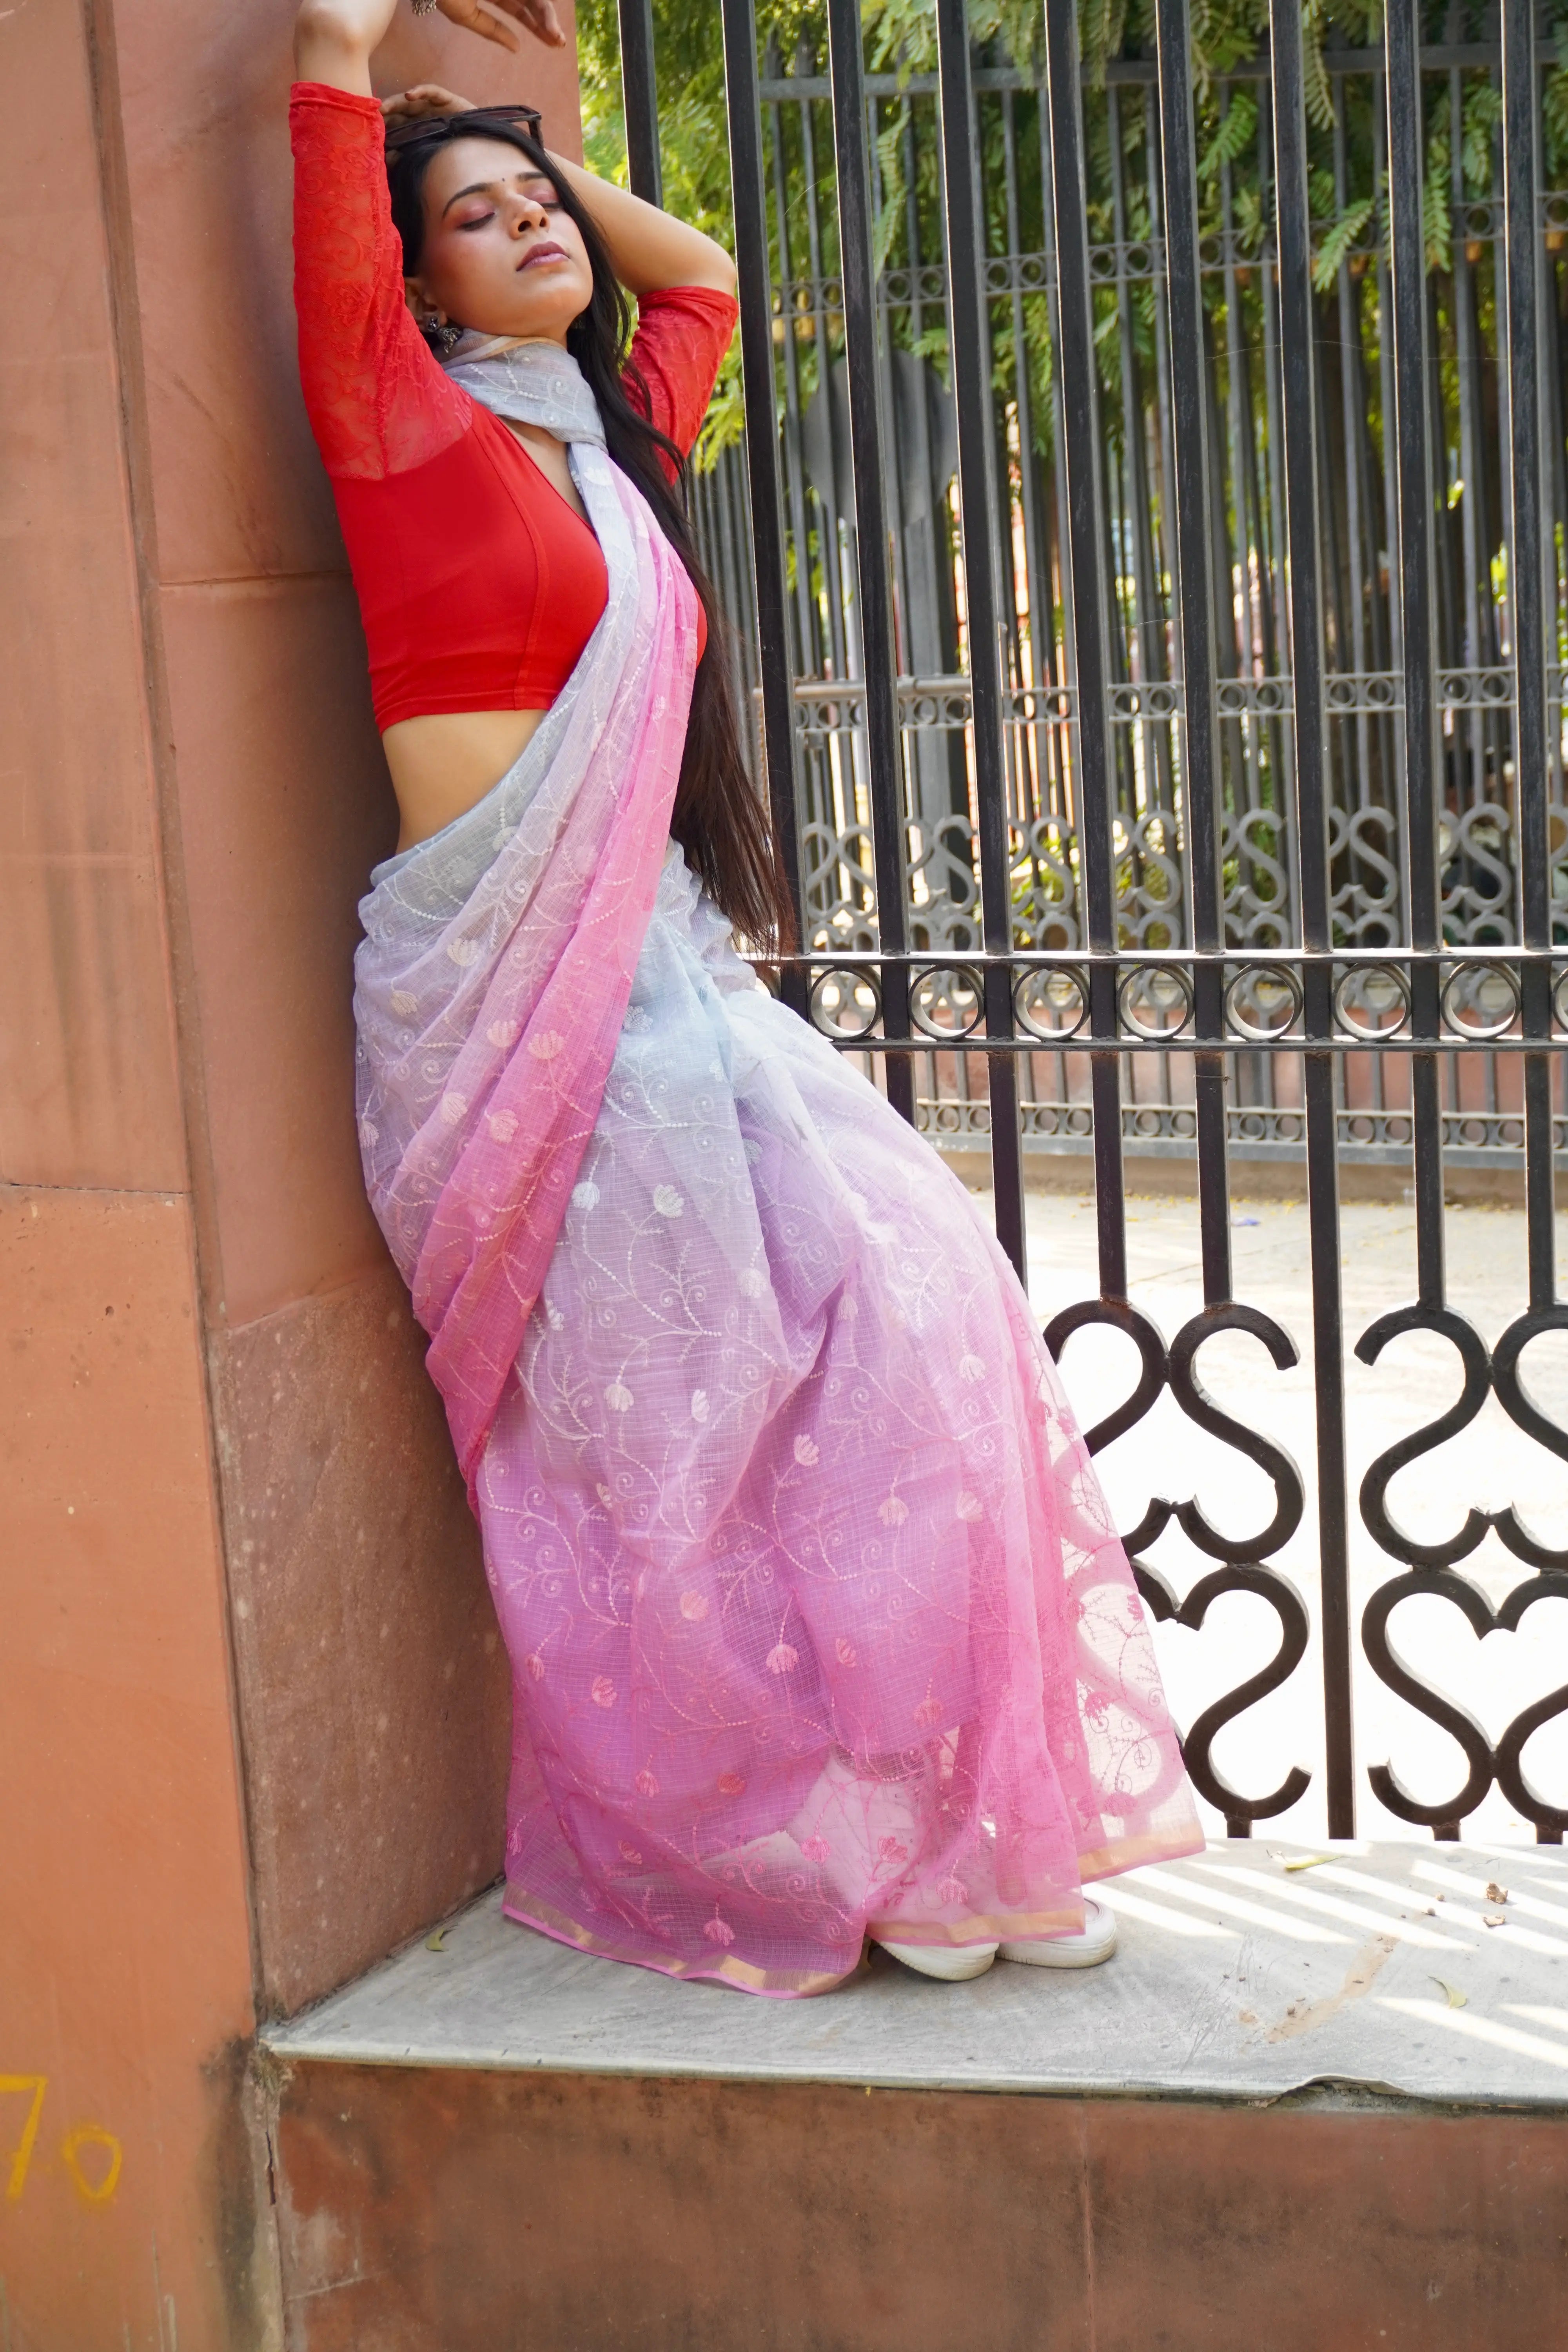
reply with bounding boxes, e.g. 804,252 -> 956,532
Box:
503,1884 -> 867,1998
1077,1822 -> 1207,1885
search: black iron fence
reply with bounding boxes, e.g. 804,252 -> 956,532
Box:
622,0 -> 1568,1844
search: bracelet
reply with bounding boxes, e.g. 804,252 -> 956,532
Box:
411,0 -> 439,14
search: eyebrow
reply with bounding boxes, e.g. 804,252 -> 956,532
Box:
441,172 -> 555,218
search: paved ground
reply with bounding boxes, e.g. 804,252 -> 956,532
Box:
979,1184 -> 1568,1851
268,1840 -> 1568,2107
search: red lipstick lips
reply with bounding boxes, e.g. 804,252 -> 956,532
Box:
518,239 -> 568,270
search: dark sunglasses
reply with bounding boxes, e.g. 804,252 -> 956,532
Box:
385,103 -> 544,153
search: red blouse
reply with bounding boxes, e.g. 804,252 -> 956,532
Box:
290,83 -> 736,731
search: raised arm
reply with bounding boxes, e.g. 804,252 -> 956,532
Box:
544,155 -> 736,300
294,0 -> 565,97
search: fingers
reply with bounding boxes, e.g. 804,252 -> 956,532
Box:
483,0 -> 567,45
437,0 -> 521,49
380,83 -> 474,122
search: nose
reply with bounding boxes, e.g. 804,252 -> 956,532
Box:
509,194 -> 550,235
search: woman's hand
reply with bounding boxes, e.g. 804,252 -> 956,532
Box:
296,0 -> 563,99
380,82 -> 477,125
432,0 -> 566,50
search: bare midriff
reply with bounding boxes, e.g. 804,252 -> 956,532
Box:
383,707 -> 548,852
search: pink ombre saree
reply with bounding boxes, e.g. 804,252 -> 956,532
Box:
354,343 -> 1200,1996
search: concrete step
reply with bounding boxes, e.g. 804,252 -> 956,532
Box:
260,1840 -> 1568,2349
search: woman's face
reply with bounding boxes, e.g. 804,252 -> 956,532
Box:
406,137 -> 594,346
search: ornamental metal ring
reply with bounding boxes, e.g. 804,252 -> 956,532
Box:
1118,963 -> 1195,1041
809,966 -> 881,1042
1440,962 -> 1520,1042
1014,964 -> 1090,1043
1333,962 -> 1410,1041
1224,964 -> 1303,1043
909,965 -> 985,1043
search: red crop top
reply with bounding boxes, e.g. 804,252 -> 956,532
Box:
290,84 -> 736,730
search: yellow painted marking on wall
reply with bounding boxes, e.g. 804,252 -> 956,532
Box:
0,2081 -> 46,2203
60,2125 -> 122,2207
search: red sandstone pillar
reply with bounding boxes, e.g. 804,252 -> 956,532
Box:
0,3 -> 580,2341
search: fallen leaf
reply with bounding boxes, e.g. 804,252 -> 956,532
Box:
1486,1882 -> 1509,1904
1430,1977 -> 1467,2008
425,1927 -> 448,1952
1484,1911 -> 1507,1929
1283,1854 -> 1333,1873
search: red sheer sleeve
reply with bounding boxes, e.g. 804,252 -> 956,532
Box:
622,286 -> 739,480
290,82 -> 472,482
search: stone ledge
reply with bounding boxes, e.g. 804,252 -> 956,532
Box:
263,1838 -> 1568,2110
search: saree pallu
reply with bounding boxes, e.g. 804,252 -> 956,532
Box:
355,401 -> 1201,1998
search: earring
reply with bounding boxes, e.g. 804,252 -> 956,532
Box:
423,314 -> 463,356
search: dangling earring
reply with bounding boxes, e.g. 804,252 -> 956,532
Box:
423,313 -> 463,357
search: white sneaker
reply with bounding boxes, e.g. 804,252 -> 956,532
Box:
998,1897 -> 1116,1969
872,1937 -> 1000,1982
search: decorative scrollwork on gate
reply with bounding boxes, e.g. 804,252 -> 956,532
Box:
1045,1297 -> 1312,1834
1358,1303 -> 1568,1838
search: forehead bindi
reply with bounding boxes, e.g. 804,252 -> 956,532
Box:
428,140 -> 553,212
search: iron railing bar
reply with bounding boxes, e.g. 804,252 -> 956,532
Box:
760,45 -> 1503,105
1271,0 -> 1354,1842
1156,0 -> 1232,1308
933,0 -> 1027,1274
616,0 -> 663,209
719,0 -> 806,1009
1501,0 -> 1558,1316
824,0 -> 914,1114
1044,0 -> 1127,1302
1385,0 -> 1447,1313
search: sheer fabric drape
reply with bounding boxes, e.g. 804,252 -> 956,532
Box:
354,359 -> 1200,1995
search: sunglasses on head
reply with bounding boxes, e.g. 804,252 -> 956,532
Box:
385,103 -> 544,152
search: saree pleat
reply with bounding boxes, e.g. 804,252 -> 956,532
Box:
355,408 -> 1200,1998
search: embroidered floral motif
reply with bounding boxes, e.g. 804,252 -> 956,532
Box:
606,1381 -> 634,1412
691,1388 -> 710,1423
439,1092 -> 468,1125
793,1436 -> 819,1468
389,989 -> 417,1017
653,1185 -> 684,1217
528,1029 -> 565,1060
524,1653 -> 545,1682
487,1109 -> 518,1143
635,1768 -> 659,1797
766,1642 -> 799,1675
591,1676 -> 617,1708
702,1912 -> 736,1947
486,1018 -> 519,1049
679,1590 -> 710,1622
835,1637 -> 858,1668
446,938 -> 480,967
572,1180 -> 600,1209
959,1353 -> 987,1383
878,1496 -> 908,1526
955,1491 -> 983,1522
801,1835 -> 832,1864
717,1771 -> 746,1797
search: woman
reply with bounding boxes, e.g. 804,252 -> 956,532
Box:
291,0 -> 1200,1997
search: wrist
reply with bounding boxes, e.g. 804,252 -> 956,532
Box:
293,0 -> 385,84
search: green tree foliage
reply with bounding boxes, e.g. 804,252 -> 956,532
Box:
573,0 -> 1568,469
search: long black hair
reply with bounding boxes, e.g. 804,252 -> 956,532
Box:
386,112 -> 793,954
